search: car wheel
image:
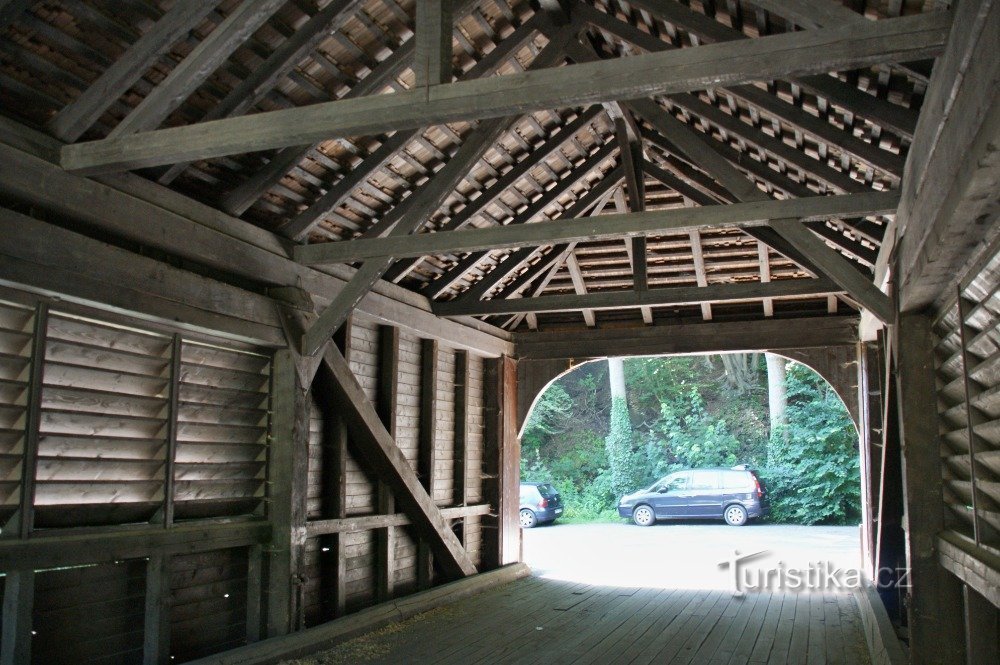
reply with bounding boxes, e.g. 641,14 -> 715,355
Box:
632,505 -> 655,527
520,508 -> 538,529
724,504 -> 748,526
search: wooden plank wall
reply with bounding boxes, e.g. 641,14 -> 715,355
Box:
928,235 -> 1000,661
300,316 -> 490,627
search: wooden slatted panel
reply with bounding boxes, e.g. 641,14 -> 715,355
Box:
33,314 -> 171,528
0,299 -> 34,527
30,560 -> 146,665
392,330 -> 422,592
935,248 -> 1000,549
174,342 -> 269,520
343,529 -> 376,612
434,347 -> 456,505
169,547 -> 250,662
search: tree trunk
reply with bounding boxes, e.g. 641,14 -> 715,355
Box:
608,356 -> 627,402
765,354 -> 788,461
605,357 -> 637,496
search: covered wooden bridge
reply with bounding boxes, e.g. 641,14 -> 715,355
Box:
0,0 -> 996,663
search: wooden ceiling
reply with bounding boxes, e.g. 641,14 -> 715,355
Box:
0,0 -> 945,335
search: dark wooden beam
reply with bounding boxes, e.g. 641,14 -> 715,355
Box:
47,2 -> 222,142
266,350 -> 311,637
565,251 -> 597,327
60,12 -> 949,174
319,344 -> 477,579
514,315 -> 860,359
436,277 -> 841,317
143,552 -> 172,665
305,504 -> 490,537
415,0 -> 453,87
0,570 -> 34,665
294,190 -> 898,264
418,338 -> 440,588
482,356 -> 519,570
107,0 -> 285,138
375,325 -> 400,602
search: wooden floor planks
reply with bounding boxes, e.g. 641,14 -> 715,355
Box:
290,576 -> 871,665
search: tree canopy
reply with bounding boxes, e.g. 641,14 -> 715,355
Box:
521,354 -> 861,525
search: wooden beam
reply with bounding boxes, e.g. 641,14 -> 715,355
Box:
0,570 -> 33,665
143,552 -> 172,665
514,315 -> 860,359
305,504 -> 490,538
319,344 -> 477,578
60,12 -> 950,174
963,583 -> 999,662
0,139 -> 513,356
769,217 -> 893,323
415,0 -> 453,87
295,190 -> 898,264
435,277 -> 841,317
565,252 -> 597,327
375,325 -> 400,602
0,521 -> 269,570
266,350 -> 311,637
108,0 -> 285,138
418,338 -> 440,588
453,351 -> 471,511
895,313 -> 966,664
894,0 -> 1000,310
482,356 -> 519,570
46,2 -> 222,142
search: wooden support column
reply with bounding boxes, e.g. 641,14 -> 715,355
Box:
375,325 -> 400,601
246,544 -> 263,643
454,351 -> 471,547
328,321 -> 353,617
143,552 -> 172,665
483,356 -> 520,570
0,570 -> 34,665
415,0 -> 453,88
266,350 -> 311,637
418,338 -> 440,588
895,312 -> 965,665
963,584 -> 999,665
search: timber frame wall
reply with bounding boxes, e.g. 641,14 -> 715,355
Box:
0,124 -> 518,663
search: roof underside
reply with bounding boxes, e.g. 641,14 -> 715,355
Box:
0,0 -> 939,334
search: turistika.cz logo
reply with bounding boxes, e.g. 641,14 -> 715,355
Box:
717,549 -> 910,595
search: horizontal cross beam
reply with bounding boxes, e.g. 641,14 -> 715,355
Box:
432,277 -> 843,317
293,190 -> 898,264
60,12 -> 949,174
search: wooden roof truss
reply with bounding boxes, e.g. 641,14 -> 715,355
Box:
0,0 -> 949,340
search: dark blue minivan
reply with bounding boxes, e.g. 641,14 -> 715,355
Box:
617,466 -> 768,527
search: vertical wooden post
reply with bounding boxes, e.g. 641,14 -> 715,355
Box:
16,303 -> 47,538
329,320 -> 352,617
856,342 -> 876,578
162,334 -> 181,527
483,355 -> 520,570
143,552 -> 172,665
375,325 -> 400,601
963,584 -> 998,665
0,570 -> 34,665
265,349 -> 310,637
895,312 -> 965,665
414,0 -> 453,88
454,351 -> 470,547
418,338 -> 439,588
245,544 -> 263,643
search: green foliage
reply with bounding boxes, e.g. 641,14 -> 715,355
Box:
758,363 -> 862,525
521,355 -> 861,526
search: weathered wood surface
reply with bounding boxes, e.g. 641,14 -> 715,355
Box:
276,577 -> 871,665
294,191 -> 899,264
59,13 -> 949,174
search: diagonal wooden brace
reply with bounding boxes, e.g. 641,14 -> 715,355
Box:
319,343 -> 478,579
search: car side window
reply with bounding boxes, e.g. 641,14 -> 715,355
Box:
667,473 -> 690,491
690,470 -> 721,490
